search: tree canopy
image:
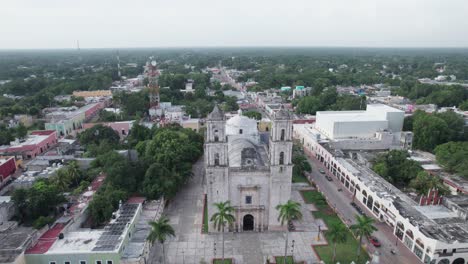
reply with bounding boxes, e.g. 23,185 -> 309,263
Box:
372,150 -> 422,187
435,141 -> 468,178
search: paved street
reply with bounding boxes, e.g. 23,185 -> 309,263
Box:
148,158 -> 327,264
305,154 -> 422,264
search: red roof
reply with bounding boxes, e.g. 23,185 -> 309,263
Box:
127,196 -> 146,204
26,223 -> 65,254
30,130 -> 56,136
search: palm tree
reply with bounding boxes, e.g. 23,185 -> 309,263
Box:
210,201 -> 235,262
66,161 -> 81,186
276,200 -> 303,264
147,216 -> 175,264
327,222 -> 348,263
350,215 -> 377,261
53,168 -> 71,191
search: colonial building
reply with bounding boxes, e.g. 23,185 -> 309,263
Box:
205,106 -> 293,232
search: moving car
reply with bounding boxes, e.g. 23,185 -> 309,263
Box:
326,176 -> 333,181
369,236 -> 381,247
319,169 -> 326,174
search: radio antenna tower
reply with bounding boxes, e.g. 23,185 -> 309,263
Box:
77,40 -> 82,61
148,59 -> 160,113
117,50 -> 121,80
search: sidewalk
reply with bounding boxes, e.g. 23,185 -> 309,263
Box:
306,154 -> 422,264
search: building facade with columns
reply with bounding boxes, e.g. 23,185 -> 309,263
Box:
205,106 -> 293,232
294,122 -> 468,264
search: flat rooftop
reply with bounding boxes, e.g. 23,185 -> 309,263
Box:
317,104 -> 403,122
121,200 -> 164,260
0,226 -> 35,262
414,205 -> 459,220
47,230 -> 104,254
0,134 -> 51,151
0,156 -> 14,165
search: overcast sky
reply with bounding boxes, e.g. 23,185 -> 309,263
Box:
1,0 -> 468,49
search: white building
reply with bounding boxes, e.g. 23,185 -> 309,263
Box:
205,106 -> 293,232
316,104 -> 404,140
313,104 -> 410,150
294,110 -> 468,264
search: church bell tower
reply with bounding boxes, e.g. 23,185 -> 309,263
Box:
268,107 -> 293,230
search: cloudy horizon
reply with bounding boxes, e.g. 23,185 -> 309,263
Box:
2,0 -> 468,49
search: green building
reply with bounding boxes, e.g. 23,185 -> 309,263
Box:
25,202 -> 143,264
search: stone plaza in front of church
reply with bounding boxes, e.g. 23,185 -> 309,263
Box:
148,157 -> 326,264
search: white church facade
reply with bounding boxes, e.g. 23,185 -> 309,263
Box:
204,106 -> 293,232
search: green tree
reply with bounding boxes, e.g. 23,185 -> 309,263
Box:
372,150 -> 422,187
88,185 -> 128,226
210,201 -> 236,262
276,200 -> 303,264
143,164 -> 182,199
413,113 -> 449,151
243,111 -> 262,120
222,96 -> 239,112
460,100 -> 468,111
435,141 -> 466,172
127,123 -> 151,147
52,168 -> 71,192
79,124 -> 120,147
409,171 -> 449,196
11,188 -> 28,222
15,123 -> 28,139
66,160 -> 81,187
435,141 -> 468,177
147,216 -> 175,264
327,222 -> 348,263
350,215 -> 377,261
435,111 -> 465,141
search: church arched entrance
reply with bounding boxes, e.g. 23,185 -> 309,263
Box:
243,214 -> 254,231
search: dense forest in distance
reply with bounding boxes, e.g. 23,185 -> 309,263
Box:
1,47 -> 468,117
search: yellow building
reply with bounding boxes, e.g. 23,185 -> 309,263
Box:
181,118 -> 203,132
258,119 -> 271,132
73,90 -> 112,98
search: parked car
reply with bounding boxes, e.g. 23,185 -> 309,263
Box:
326,176 -> 333,181
369,236 -> 381,247
319,169 -> 326,174
350,202 -> 365,215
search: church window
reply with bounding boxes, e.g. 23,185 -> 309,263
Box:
280,129 -> 285,141
214,153 -> 220,166
279,152 -> 284,165
245,196 -> 252,204
214,135 -> 219,142
239,129 -> 243,134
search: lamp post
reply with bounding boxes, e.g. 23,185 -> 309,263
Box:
291,239 -> 295,260
317,225 -> 321,241
214,241 -> 217,259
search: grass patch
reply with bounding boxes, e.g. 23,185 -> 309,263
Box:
292,173 -> 310,184
213,259 -> 233,264
302,191 -> 370,264
301,190 -> 327,208
274,256 -> 299,264
203,195 -> 208,233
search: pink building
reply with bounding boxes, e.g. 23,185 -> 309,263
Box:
0,130 -> 58,159
81,101 -> 107,120
82,121 -> 134,139
0,156 -> 16,188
